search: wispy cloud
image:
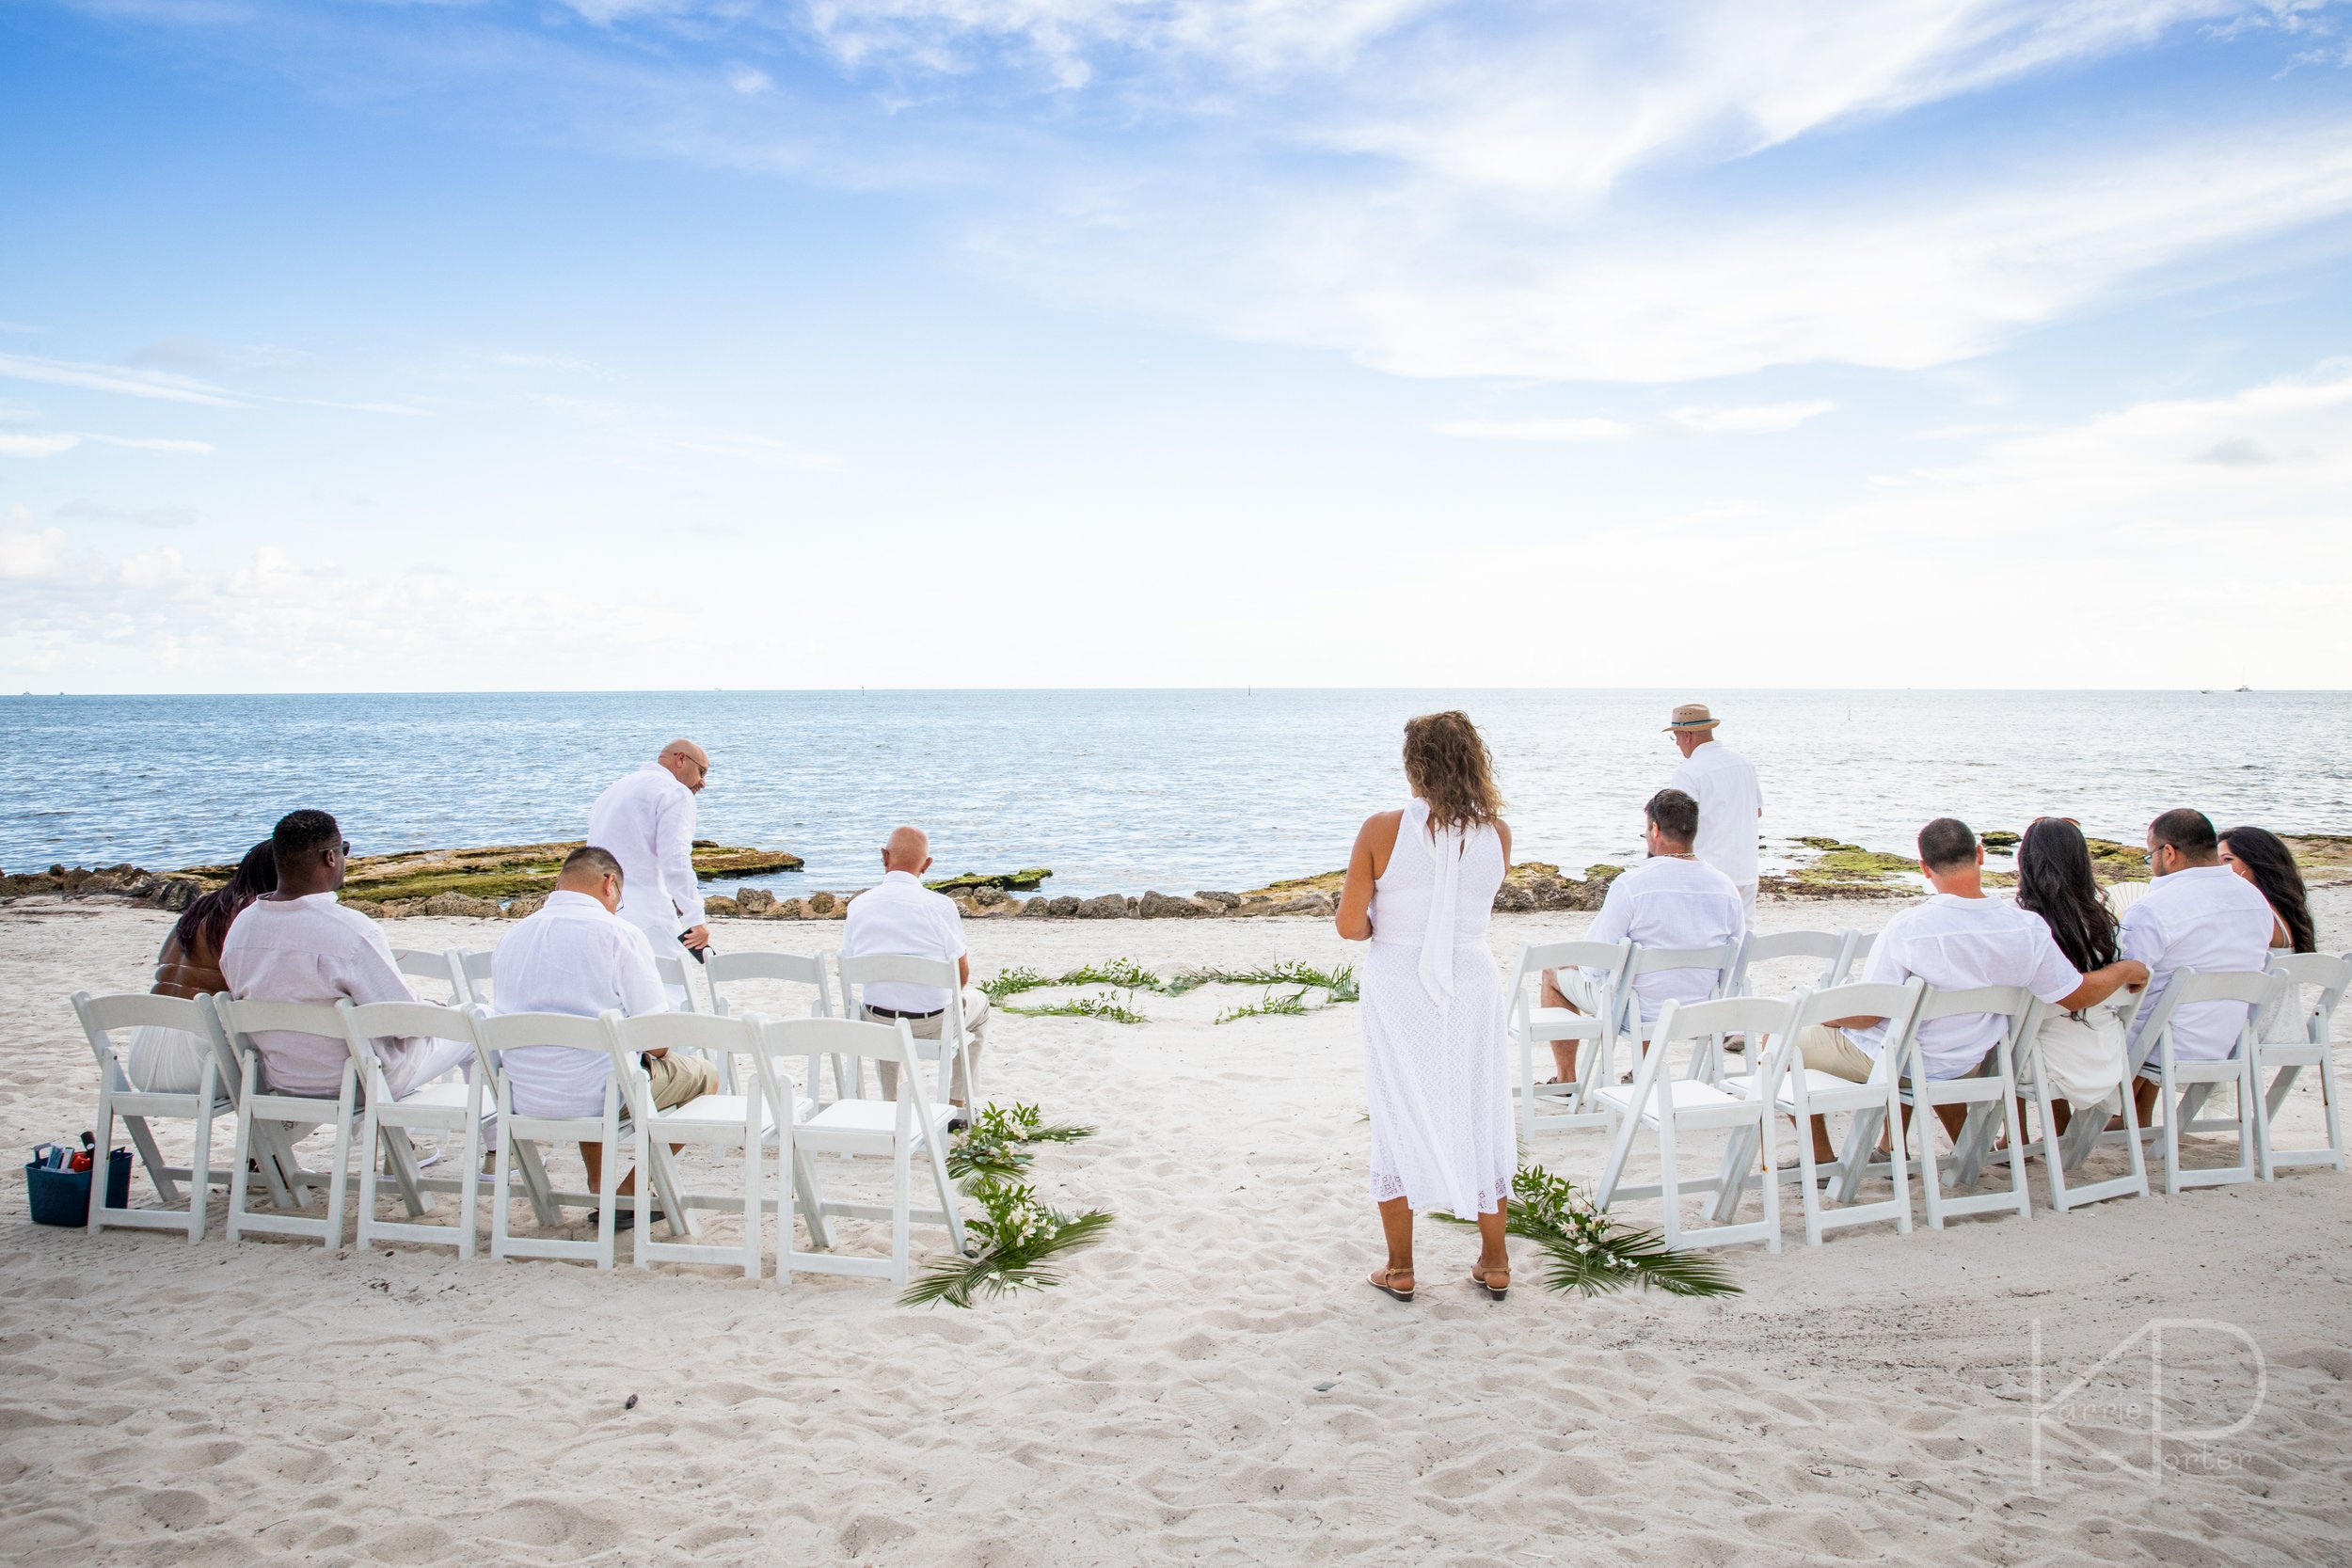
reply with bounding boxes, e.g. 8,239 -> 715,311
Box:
1435,417 -> 1632,443
1668,401 -> 1835,435
0,351 -> 245,406
0,431 -> 215,457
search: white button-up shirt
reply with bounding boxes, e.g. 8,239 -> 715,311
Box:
1851,894 -> 2083,1078
1584,855 -> 1747,1021
841,870 -> 966,1013
1667,739 -> 1763,888
2120,865 -> 2277,1064
492,890 -> 669,1118
218,892 -> 419,1097
586,762 -> 704,947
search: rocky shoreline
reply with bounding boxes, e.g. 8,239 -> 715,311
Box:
7,834 -> 2347,923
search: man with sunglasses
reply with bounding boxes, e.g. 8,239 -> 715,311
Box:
219,808 -> 471,1099
586,739 -> 713,1001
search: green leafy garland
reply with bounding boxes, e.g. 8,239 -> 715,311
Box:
1436,1165 -> 1741,1298
980,958 -> 1359,1025
900,1103 -> 1113,1308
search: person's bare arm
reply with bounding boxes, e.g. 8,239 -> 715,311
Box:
1497,819 -> 1513,871
959,955 -> 971,987
2058,959 -> 2149,1012
1335,811 -> 1404,941
1820,1014 -> 1886,1031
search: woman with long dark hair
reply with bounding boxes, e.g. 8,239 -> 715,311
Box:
2218,825 -> 2316,955
2012,818 -> 2134,1132
126,839 -> 277,1091
1335,711 -> 1515,1303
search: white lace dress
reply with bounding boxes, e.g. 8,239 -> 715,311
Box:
1360,799 -> 1513,1216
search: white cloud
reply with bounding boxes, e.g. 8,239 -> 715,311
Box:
0,526 -> 69,579
1668,401 -> 1836,435
0,434 -> 82,458
0,351 -> 244,406
1435,416 -> 1631,442
726,64 -> 774,94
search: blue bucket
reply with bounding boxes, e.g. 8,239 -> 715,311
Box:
25,1148 -> 133,1227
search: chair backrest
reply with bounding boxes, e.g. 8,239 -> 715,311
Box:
391,948 -> 465,1005
215,996 -> 349,1046
1772,979 -> 1925,1082
1502,940 -> 1630,1025
707,950 -> 834,1019
472,1007 -> 609,1055
337,999 -> 469,1092
453,948 -> 495,996
1638,992 -> 1802,1104
749,1016 -> 926,1125
1888,983 -> 2042,1084
1614,943 -> 1742,1041
1850,931 -> 1877,966
650,951 -> 704,1012
604,1007 -> 759,1063
836,952 -> 959,997
71,990 -> 213,1091
2266,951 -> 2352,1044
1731,929 -> 1857,995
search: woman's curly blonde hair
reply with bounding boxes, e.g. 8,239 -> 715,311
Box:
1402,710 -> 1502,834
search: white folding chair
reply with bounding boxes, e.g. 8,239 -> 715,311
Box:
1734,979 -> 1927,1244
604,1009 -> 771,1276
73,991 -> 235,1242
390,948 -> 466,1006
2015,1006 -> 2149,1213
652,951 -> 707,1013
1592,994 -> 1799,1252
753,1016 -> 966,1288
450,949 -> 495,1009
2252,952 -> 2348,1180
2129,969 -> 2271,1194
474,1008 -> 626,1269
1503,940 -> 1631,1138
215,998 -> 366,1247
1892,986 -> 2041,1228
1729,929 -> 1858,996
338,1000 -> 490,1258
706,951 -> 842,1097
835,953 -> 977,1107
1609,944 -> 1742,1084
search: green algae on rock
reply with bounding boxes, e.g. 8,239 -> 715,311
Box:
926,868 -> 1053,894
179,839 -> 803,906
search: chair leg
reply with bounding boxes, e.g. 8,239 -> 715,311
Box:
228,1058 -> 257,1242
491,1120 -> 513,1262
87,1081 -> 114,1232
357,1104 -> 380,1243
189,1061 -> 215,1243
923,1131 -> 967,1255
457,1106 -> 480,1262
742,1132 -> 763,1280
1998,1083 -> 2032,1219
1656,1111 -> 1681,1249
324,1073 -> 357,1248
633,1119 -> 654,1270
891,1135 -> 914,1289
2320,1052 -> 2346,1171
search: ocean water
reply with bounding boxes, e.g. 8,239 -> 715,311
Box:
4,689 -> 2346,897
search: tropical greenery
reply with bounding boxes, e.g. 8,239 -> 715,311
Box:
945,1101 -> 1097,1183
901,1102 -> 1112,1308
1435,1164 -> 1741,1298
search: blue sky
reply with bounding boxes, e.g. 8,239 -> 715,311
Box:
3,0 -> 2350,691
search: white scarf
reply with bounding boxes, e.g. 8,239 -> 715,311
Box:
1418,804 -> 1467,1006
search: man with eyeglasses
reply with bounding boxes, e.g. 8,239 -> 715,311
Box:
219,808 -> 471,1099
585,739 -> 712,1003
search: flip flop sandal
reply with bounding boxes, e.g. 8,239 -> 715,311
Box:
1367,1269 -> 1415,1303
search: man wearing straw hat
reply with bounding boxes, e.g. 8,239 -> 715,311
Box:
1665,702 -> 1762,918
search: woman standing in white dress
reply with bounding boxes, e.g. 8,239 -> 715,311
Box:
1336,711 -> 1514,1303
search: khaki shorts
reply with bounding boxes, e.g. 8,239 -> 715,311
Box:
1798,1024 -> 1877,1084
644,1051 -> 719,1110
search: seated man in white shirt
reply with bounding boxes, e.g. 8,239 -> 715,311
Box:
492,847 -> 717,1213
840,826 -> 993,1108
1538,788 -> 1746,1083
219,809 -> 472,1101
1797,817 -> 2146,1162
2119,807 -> 2278,1122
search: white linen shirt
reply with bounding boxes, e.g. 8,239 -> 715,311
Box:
491,890 -> 669,1118
585,762 -> 705,946
1667,739 -> 1763,888
1851,895 -> 2082,1079
841,871 -> 967,1013
1584,855 -> 1747,1021
218,893 -> 419,1097
2120,865 -> 2277,1064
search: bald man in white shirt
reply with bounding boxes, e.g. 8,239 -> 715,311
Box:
586,739 -> 710,1003
841,826 -> 993,1108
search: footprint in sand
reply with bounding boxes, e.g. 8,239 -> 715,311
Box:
1341,1451 -> 1410,1526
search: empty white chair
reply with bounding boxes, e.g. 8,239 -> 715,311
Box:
836,953 -> 978,1108
1730,929 -> 1858,996
475,1008 -> 627,1269
339,999 -> 490,1257
1739,979 -> 1927,1245
1592,994 -> 1800,1252
753,1015 -> 966,1288
604,1009 -> 771,1275
708,950 -> 847,1101
73,991 -> 234,1242
652,950 -> 706,1012
2130,968 -> 2272,1194
1502,940 -> 1631,1138
215,997 -> 365,1247
390,948 -> 466,1006
2252,952 -> 2348,1180
1893,986 -> 2041,1227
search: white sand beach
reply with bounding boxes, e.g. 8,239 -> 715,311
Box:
4,890 -> 2349,1566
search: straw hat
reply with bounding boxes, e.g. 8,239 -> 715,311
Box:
1664,702 -> 1721,733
